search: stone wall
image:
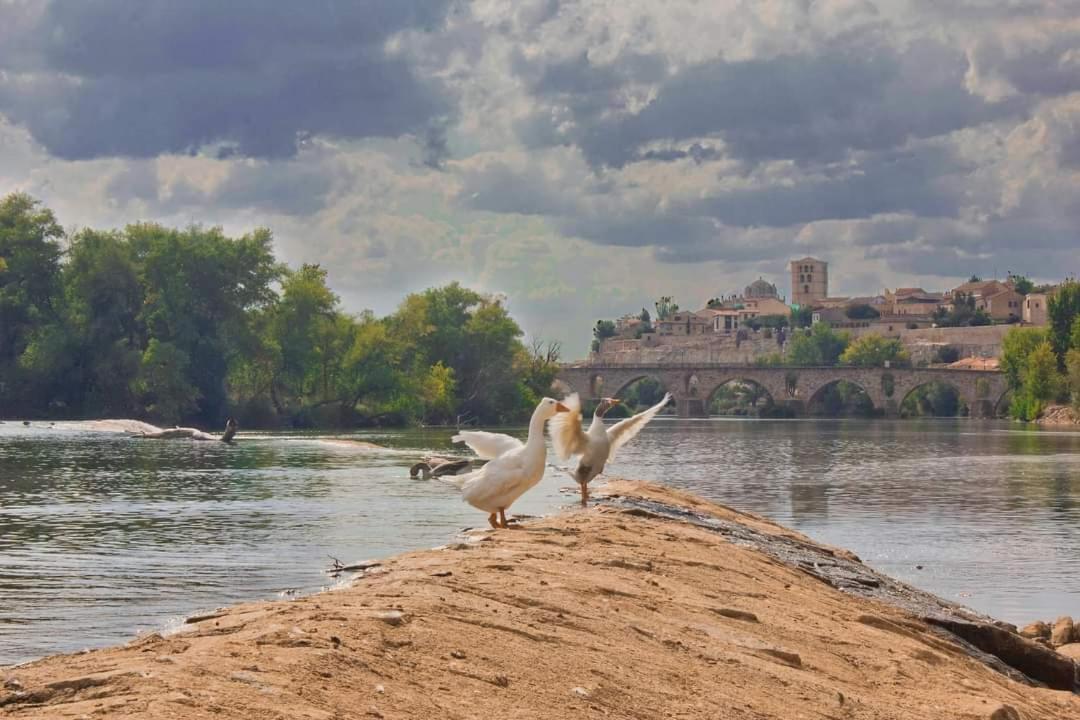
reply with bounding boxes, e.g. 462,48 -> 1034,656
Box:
596,323 -> 1012,366
597,331 -> 787,365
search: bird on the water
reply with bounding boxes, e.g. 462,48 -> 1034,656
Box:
442,397 -> 569,528
409,457 -> 472,479
549,393 -> 671,507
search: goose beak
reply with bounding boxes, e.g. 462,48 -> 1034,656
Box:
555,402 -> 570,413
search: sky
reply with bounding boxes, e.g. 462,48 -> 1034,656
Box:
1,0 -> 1078,357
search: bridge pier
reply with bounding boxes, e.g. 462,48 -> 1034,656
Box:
678,397 -> 708,418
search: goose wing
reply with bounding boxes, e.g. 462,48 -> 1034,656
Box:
451,431 -> 523,460
548,393 -> 588,461
606,393 -> 671,460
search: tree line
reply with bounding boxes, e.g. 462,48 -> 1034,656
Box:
1000,281 -> 1080,421
0,193 -> 560,428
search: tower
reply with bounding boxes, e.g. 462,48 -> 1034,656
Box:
790,257 -> 828,307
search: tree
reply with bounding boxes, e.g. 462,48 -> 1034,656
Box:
845,304 -> 880,320
1010,341 -> 1062,421
934,292 -> 991,327
786,323 -> 850,366
969,274 -> 982,283
840,334 -> 910,367
654,296 -> 679,321
1067,349 -> 1080,413
790,305 -> 813,328
1011,274 -> 1034,295
0,194 -> 64,396
638,308 -> 652,332
1001,327 -> 1047,389
1048,280 -> 1080,365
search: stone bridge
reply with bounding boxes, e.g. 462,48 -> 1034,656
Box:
555,363 -> 1010,418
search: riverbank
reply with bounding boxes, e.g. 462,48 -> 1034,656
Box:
1038,404 -> 1080,427
3,480 -> 1079,719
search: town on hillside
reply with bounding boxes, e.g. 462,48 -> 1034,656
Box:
592,257 -> 1065,367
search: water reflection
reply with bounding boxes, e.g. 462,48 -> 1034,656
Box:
2,419 -> 1079,665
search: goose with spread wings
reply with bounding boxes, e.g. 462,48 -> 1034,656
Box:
549,393 -> 671,506
443,397 -> 569,528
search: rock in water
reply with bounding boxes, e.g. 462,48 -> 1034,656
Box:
1019,621 -> 1050,640
1051,616 -> 1075,646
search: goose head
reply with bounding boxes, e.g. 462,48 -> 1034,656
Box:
536,396 -> 571,420
595,397 -> 621,417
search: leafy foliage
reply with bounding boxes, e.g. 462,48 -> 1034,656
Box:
654,296 -> 679,321
1048,280 -> 1080,364
839,334 -> 910,367
1011,274 -> 1034,295
786,323 -> 850,366
933,292 -> 991,327
0,194 -> 559,427
1001,327 -> 1047,389
1009,341 -> 1062,421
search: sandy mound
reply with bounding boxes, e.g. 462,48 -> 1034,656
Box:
2,481 -> 1077,719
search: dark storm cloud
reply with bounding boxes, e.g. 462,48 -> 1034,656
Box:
519,38 -> 1018,169
0,1 -> 453,160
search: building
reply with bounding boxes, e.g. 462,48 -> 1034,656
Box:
885,288 -> 947,317
950,279 -> 1023,322
744,277 -> 779,299
790,257 -> 828,307
657,310 -> 712,336
1023,292 -> 1049,326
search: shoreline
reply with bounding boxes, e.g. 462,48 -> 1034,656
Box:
2,480 -> 1079,718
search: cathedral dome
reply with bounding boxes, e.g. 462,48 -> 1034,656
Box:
745,278 -> 778,298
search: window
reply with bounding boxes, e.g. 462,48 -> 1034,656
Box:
804,285 -> 809,293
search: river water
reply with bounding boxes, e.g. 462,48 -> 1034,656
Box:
1,418 -> 1078,666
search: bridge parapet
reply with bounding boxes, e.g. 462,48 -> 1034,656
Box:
554,363 -> 1008,418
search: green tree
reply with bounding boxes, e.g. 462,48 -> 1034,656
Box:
654,296 -> 679,321
787,323 -> 850,365
840,334 -> 909,367
1066,349 -> 1080,412
0,193 -> 64,410
790,305 -> 813,328
1001,327 -> 1048,389
1010,341 -> 1063,421
1011,274 -> 1034,295
933,292 -> 992,327
1048,280 -> 1080,364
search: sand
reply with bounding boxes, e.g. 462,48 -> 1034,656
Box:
2,480 -> 1078,719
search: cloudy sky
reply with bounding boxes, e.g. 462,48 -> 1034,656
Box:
1,0 -> 1078,356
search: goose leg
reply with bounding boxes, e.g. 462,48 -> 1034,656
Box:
579,480 -> 589,507
498,508 -> 516,529
487,512 -> 499,529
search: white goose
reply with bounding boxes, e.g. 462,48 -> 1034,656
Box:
443,397 -> 569,528
550,392 -> 671,506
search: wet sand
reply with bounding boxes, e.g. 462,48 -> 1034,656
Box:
2,480 -> 1078,719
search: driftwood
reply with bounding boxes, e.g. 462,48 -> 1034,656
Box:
131,418 -> 238,444
327,556 -> 382,575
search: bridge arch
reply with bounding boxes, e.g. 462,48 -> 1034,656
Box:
705,378 -> 776,416
806,378 -> 876,416
898,380 -> 970,417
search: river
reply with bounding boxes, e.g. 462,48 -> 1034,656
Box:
1,418 -> 1078,666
